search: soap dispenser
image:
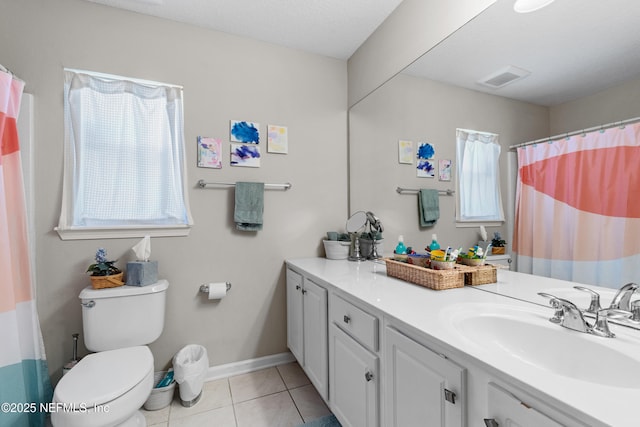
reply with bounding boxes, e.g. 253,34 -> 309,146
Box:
395,235 -> 407,254
429,234 -> 440,251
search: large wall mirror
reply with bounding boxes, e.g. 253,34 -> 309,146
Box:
348,0 -> 640,262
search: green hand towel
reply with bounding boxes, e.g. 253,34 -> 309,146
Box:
234,182 -> 264,231
419,189 -> 440,227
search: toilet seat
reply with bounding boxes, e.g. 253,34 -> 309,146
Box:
54,346 -> 153,407
51,346 -> 154,427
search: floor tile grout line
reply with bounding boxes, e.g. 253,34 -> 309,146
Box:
276,365 -> 306,423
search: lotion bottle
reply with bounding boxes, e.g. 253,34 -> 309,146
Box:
395,235 -> 407,254
429,234 -> 440,251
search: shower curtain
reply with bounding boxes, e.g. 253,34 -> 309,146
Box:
514,122 -> 640,288
0,70 -> 52,426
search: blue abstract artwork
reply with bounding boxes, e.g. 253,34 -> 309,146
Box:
417,160 -> 435,178
416,141 -> 435,177
230,143 -> 261,167
417,142 -> 435,159
230,120 -> 260,144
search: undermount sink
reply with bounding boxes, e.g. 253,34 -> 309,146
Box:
441,303 -> 640,388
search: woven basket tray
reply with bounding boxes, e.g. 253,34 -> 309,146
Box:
459,264 -> 497,286
384,258 -> 464,290
90,272 -> 125,289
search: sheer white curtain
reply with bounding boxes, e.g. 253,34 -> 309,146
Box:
58,70 -> 193,232
456,129 -> 504,222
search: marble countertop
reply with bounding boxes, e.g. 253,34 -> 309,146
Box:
285,257 -> 640,427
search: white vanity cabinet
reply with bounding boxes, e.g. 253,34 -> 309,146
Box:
384,325 -> 465,427
329,293 -> 380,427
285,258 -> 631,427
286,268 -> 328,400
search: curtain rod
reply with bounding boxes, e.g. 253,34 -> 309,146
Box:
396,187 -> 455,196
197,180 -> 292,190
509,116 -> 640,150
0,63 -> 23,83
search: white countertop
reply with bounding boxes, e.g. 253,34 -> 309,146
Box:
286,257 -> 640,427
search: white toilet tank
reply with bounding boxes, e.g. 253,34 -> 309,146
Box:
79,280 -> 169,352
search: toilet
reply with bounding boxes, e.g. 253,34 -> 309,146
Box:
51,280 -> 169,427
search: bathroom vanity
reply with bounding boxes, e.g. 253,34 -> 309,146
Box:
285,258 -> 640,427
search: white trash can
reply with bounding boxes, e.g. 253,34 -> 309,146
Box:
173,344 -> 209,407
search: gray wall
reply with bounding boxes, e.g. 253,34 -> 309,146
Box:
349,73 -> 549,252
347,0 -> 495,107
550,76 -> 640,135
1,0 -> 348,382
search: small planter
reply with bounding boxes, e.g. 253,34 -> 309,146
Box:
491,247 -> 506,255
90,272 -> 125,289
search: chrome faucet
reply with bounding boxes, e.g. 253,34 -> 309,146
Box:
538,292 -> 590,333
609,282 -> 639,311
538,292 -> 628,338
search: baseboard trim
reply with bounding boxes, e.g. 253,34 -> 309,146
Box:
205,351 -> 296,381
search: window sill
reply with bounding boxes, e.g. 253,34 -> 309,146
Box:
455,220 -> 504,228
55,225 -> 192,240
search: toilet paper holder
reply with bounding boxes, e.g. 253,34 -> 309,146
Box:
199,282 -> 232,294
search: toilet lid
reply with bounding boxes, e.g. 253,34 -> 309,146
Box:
54,346 -> 153,407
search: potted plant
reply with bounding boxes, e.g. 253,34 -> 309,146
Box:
491,232 -> 506,255
87,248 -> 124,289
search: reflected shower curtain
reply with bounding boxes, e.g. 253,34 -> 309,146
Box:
0,70 -> 52,426
514,122 -> 640,288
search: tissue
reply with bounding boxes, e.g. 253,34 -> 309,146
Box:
132,235 -> 151,262
127,235 -> 158,286
206,282 -> 228,300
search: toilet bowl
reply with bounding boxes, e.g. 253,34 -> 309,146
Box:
51,346 -> 154,427
51,280 -> 169,427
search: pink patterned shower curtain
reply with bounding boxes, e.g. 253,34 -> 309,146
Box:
514,122 -> 640,288
0,69 -> 52,426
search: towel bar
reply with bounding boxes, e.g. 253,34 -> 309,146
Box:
197,180 -> 291,190
396,187 -> 454,196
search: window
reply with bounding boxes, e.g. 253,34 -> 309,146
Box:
455,128 -> 504,225
56,69 -> 193,240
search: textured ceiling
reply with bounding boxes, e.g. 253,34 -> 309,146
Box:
84,0 -> 640,106
84,0 -> 404,60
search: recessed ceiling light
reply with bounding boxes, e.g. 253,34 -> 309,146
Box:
514,0 -> 555,13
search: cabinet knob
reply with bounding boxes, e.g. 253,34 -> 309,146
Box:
343,315 -> 351,324
301,289 -> 307,295
364,370 -> 374,382
295,285 -> 301,291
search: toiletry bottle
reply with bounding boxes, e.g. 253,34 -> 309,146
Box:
429,234 -> 440,251
395,235 -> 407,254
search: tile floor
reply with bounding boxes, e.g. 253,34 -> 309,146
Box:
142,362 -> 333,427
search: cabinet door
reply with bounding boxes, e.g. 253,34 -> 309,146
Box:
286,268 -> 304,364
385,326 -> 465,427
330,324 -> 379,427
486,383 -> 563,427
303,278 -> 328,400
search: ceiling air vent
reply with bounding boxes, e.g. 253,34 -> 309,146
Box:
478,66 -> 531,89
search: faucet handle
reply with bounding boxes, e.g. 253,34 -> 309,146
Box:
573,286 -> 602,313
590,308 -> 631,338
538,292 -> 564,324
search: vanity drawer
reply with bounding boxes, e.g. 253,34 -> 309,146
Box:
330,293 -> 378,352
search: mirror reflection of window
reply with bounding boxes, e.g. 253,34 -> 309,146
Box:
455,128 -> 504,225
